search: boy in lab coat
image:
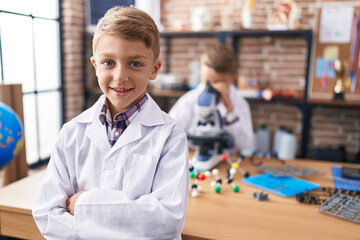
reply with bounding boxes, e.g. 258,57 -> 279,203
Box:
169,44 -> 254,151
33,6 -> 189,239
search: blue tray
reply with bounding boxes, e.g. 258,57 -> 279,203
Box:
242,173 -> 320,197
332,166 -> 360,191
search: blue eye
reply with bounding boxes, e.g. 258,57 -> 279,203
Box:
103,60 -> 114,66
130,61 -> 142,68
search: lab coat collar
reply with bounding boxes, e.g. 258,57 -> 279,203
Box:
74,94 -> 106,124
74,94 -> 163,125
73,93 -> 165,155
110,94 -> 164,152
129,93 -> 164,127
195,83 -> 206,92
72,95 -> 110,154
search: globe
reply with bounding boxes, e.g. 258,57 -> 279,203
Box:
0,102 -> 24,169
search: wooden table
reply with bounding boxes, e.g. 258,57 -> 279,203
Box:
182,158 -> 360,240
0,170 -> 45,239
0,158 -> 359,239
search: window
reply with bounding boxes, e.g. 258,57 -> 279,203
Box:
0,0 -> 62,166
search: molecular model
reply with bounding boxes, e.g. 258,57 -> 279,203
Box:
189,153 -> 249,197
225,153 -> 250,178
189,162 -> 211,197
210,153 -> 249,194
210,168 -> 239,193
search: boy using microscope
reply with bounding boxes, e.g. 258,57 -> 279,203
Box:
169,44 -> 253,152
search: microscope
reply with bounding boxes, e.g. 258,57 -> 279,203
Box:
188,83 -> 234,170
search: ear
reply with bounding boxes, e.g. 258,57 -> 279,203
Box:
90,56 -> 99,77
90,56 -> 97,71
149,59 -> 162,80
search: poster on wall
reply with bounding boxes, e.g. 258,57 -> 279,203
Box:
319,7 -> 354,44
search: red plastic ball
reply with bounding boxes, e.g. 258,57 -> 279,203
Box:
198,173 -> 206,180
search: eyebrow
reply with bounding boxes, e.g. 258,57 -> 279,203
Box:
128,55 -> 150,61
98,53 -> 149,60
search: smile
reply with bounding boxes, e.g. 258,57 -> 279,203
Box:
110,87 -> 132,92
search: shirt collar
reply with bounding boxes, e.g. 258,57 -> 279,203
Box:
99,95 -> 148,126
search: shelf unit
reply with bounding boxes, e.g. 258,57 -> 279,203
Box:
85,30 -> 359,159
159,30 -> 313,158
83,30 -> 313,158
82,16 -> 360,160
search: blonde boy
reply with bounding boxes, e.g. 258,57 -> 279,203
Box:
33,6 -> 188,239
169,44 -> 253,151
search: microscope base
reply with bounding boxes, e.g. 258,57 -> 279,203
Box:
192,153 -> 221,171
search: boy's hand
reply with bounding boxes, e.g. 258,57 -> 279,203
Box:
66,190 -> 86,216
211,81 -> 234,113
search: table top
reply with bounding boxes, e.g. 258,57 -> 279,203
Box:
0,170 -> 45,215
182,157 -> 360,240
0,158 -> 359,240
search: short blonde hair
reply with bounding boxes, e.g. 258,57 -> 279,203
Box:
92,6 -> 160,60
201,44 -> 237,74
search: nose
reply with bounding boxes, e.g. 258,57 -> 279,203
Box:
113,64 -> 128,82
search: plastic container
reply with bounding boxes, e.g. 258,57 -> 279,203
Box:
241,135 -> 257,156
255,124 -> 270,153
273,126 -> 286,155
276,129 -> 297,160
188,61 -> 200,89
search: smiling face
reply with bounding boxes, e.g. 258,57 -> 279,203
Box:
91,34 -> 161,115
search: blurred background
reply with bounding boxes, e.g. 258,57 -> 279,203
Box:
0,0 -> 359,170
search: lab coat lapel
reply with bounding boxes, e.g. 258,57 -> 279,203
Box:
87,118 -> 111,154
110,94 -> 165,152
110,122 -> 141,153
74,95 -> 111,155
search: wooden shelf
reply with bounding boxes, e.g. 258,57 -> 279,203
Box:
160,29 -> 313,38
308,98 -> 360,107
247,97 -> 304,105
148,88 -> 187,98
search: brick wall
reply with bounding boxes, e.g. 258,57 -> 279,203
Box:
157,0 -> 360,160
311,107 -> 360,158
64,0 -> 360,160
61,0 -> 85,121
250,103 -> 302,155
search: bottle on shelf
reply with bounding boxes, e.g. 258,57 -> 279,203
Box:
274,127 -> 297,160
255,124 -> 270,153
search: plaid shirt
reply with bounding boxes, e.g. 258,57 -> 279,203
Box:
99,95 -> 148,147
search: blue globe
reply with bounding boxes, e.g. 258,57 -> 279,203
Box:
0,102 -> 24,169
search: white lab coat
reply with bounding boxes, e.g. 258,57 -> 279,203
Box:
169,84 -> 254,151
33,94 -> 189,240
